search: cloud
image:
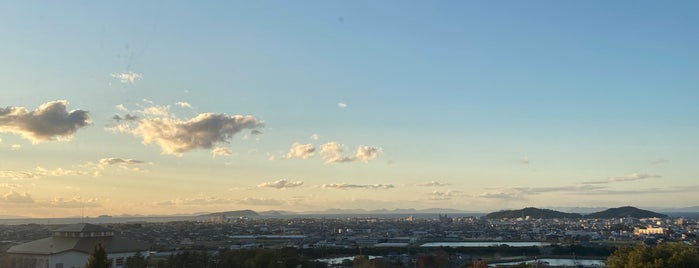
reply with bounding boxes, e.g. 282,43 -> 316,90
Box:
478,192 -> 523,200
116,104 -> 129,112
354,146 -> 381,163
212,147 -> 233,157
321,183 -> 395,190
310,133 -> 320,140
140,105 -> 171,117
11,144 -> 21,151
175,102 -> 193,109
320,142 -> 381,164
113,114 -> 139,122
0,171 -> 37,180
115,109 -> 263,155
649,159 -> 669,165
0,100 -> 91,143
111,71 -> 142,84
46,196 -> 101,208
286,143 -> 315,159
1,191 -> 34,203
337,102 -> 348,108
417,181 -> 450,187
428,190 -> 464,200
583,173 -> 661,185
258,179 -> 304,189
251,130 -> 263,135
239,197 -> 284,206
520,156 -> 530,165
98,158 -> 146,168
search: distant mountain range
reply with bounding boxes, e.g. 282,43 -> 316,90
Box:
199,210 -> 259,217
486,206 -> 668,219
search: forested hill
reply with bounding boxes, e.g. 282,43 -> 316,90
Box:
585,206 -> 667,219
486,207 -> 583,219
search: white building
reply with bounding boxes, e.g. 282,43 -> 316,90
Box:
7,223 -> 149,268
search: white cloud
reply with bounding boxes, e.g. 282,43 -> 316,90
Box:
320,142 -> 381,164
212,147 -> 233,157
116,104 -> 129,112
321,183 -> 395,190
11,144 -> 21,151
46,196 -> 101,208
1,191 -> 34,203
354,145 -> 381,163
337,102 -> 348,108
520,156 -> 530,165
0,171 -> 37,180
175,102 -> 193,109
0,100 -> 91,143
114,108 -> 263,155
584,173 -> 661,184
258,179 -> 304,189
417,181 -> 450,187
310,133 -> 320,140
478,192 -> 523,200
111,71 -> 142,84
286,143 -> 315,159
428,190 -> 464,200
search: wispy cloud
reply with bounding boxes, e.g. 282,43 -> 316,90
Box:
310,133 -> 320,140
320,142 -> 381,164
1,191 -> 34,203
98,158 -> 146,167
258,179 -> 304,189
321,183 -> 395,190
111,71 -> 142,84
583,173 -> 661,185
520,156 -> 530,165
211,147 -> 233,157
286,143 -> 315,159
45,196 -> 100,208
0,100 -> 91,143
175,102 -> 193,109
337,102 -> 348,108
417,181 -> 451,187
649,159 -> 669,165
10,144 -> 21,151
427,190 -> 464,200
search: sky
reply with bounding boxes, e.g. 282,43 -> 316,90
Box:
1,1 -> 697,218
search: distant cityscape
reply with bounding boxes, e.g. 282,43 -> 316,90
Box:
2,206 -> 698,267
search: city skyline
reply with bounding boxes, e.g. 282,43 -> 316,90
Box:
1,1 -> 698,217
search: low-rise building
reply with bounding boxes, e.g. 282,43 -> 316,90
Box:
7,223 -> 148,268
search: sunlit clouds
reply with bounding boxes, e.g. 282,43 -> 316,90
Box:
258,179 -> 304,189
320,142 -> 381,164
111,71 -> 142,84
0,100 -> 91,143
286,143 -> 315,159
110,103 -> 263,155
1,191 -> 34,203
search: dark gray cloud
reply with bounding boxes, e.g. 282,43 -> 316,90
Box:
0,100 -> 90,143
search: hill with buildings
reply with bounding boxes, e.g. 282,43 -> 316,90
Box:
486,207 -> 583,219
585,206 -> 667,219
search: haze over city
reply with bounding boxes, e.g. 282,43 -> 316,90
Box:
1,1 -> 697,218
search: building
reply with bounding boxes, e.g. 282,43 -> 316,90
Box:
7,223 -> 149,268
634,226 -> 666,236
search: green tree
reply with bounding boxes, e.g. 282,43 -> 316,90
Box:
606,243 -> 699,268
85,243 -> 111,268
125,251 -> 148,268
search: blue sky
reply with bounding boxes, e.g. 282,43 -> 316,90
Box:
0,1 -> 697,217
